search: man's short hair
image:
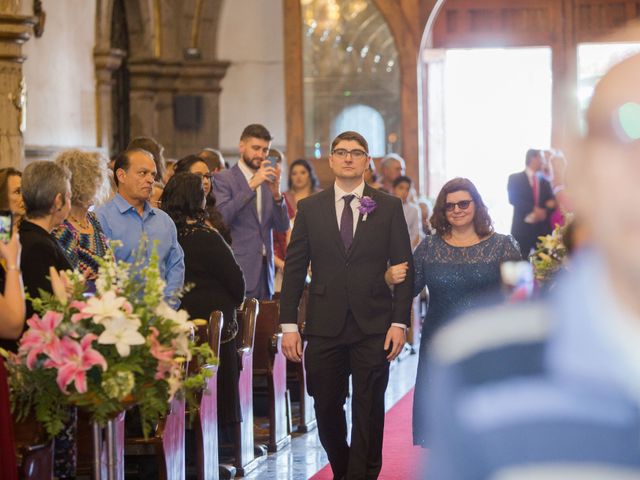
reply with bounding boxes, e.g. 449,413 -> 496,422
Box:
393,175 -> 412,189
240,124 -> 273,142
113,149 -> 153,186
22,161 -> 71,219
197,148 -> 225,171
525,149 -> 541,166
381,153 -> 406,170
330,131 -> 369,153
127,136 -> 165,180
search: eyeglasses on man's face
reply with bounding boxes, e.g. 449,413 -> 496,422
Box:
444,200 -> 473,212
331,148 -> 368,160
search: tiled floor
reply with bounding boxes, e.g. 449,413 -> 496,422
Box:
244,349 -> 419,480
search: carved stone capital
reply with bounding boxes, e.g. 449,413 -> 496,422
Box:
94,48 -> 126,84
0,14 -> 35,63
128,58 -> 230,93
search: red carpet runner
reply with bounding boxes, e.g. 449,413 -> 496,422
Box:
310,389 -> 425,479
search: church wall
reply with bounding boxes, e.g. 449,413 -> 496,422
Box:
217,0 -> 286,155
23,0 -> 98,152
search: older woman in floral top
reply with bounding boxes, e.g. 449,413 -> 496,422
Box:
52,149 -> 113,291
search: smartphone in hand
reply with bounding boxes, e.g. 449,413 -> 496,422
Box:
0,210 -> 12,243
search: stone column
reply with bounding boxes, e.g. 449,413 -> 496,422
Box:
94,48 -> 126,150
0,11 -> 34,168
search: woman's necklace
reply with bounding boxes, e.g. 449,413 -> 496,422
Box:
69,213 -> 90,230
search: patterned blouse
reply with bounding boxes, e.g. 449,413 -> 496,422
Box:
52,211 -> 113,289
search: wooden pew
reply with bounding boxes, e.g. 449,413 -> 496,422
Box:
125,330 -> 193,480
12,416 -> 54,479
287,287 -> 316,433
254,300 -> 291,452
190,312 -> 223,480
233,298 -> 266,476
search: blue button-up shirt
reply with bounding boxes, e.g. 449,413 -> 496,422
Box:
96,194 -> 185,306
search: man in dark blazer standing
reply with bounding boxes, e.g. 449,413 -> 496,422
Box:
508,149 -> 556,258
212,124 -> 290,300
279,131 -> 414,479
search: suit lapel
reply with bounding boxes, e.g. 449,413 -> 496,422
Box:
232,165 -> 259,223
347,184 -> 375,257
324,186 -> 347,258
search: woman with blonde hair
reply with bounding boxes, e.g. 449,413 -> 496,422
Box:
52,149 -> 112,291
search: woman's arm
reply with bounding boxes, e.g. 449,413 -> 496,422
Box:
0,233 -> 25,339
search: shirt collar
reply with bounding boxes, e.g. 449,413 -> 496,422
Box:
525,167 -> 536,181
237,159 -> 256,183
114,193 -> 154,216
334,181 -> 365,204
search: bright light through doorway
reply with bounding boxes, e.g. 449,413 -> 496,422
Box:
431,47 -> 552,234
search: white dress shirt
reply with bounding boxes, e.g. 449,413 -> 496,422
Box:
238,159 -> 261,223
281,181 -> 406,333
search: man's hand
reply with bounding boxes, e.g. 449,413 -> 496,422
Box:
266,161 -> 283,200
282,331 -> 303,362
384,325 -> 406,361
385,262 -> 409,286
248,160 -> 279,192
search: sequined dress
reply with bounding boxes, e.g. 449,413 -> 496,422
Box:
412,233 -> 521,446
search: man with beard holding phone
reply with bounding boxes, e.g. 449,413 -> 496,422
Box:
212,124 -> 290,300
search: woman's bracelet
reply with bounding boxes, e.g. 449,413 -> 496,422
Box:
6,264 -> 20,272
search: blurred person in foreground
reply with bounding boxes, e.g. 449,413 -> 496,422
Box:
424,53 -> 640,478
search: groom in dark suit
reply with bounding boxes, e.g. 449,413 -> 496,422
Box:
508,149 -> 556,258
279,131 -> 414,479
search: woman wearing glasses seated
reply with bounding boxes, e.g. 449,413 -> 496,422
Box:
387,177 -> 521,447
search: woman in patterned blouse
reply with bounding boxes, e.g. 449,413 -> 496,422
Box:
52,149 -> 113,292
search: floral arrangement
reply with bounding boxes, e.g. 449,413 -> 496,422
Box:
530,222 -> 569,283
3,241 -> 215,438
358,196 -> 377,221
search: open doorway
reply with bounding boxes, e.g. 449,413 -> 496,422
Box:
426,47 -> 553,233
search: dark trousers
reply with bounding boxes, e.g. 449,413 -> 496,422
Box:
305,313 -> 389,480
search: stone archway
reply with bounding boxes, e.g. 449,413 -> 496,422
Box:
94,0 -> 230,158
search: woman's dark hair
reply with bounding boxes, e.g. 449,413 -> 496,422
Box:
171,156 -> 232,244
288,158 -> 318,192
0,167 -> 21,211
160,172 -> 207,231
430,177 -> 494,238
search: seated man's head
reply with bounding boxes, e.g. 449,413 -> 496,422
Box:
380,154 -> 406,184
392,176 -> 412,203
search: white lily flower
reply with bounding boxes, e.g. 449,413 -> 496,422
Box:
83,291 -> 129,324
156,302 -> 191,333
98,316 -> 145,357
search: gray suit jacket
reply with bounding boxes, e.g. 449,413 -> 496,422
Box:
212,164 -> 290,297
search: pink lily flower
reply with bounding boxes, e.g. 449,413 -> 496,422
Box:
69,301 -> 92,323
148,327 -> 176,380
45,334 -> 107,394
19,311 -> 64,368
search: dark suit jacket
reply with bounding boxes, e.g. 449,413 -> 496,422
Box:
212,164 -> 290,296
279,185 -> 414,337
0,220 -> 72,352
507,171 -> 554,252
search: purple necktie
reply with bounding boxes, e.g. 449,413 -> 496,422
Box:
340,195 -> 355,250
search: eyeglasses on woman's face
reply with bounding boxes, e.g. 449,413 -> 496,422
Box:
444,200 -> 474,212
331,148 -> 368,160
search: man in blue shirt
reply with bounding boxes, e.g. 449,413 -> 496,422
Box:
424,53 -> 640,478
97,148 -> 184,306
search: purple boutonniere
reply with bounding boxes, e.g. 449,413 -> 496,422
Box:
357,196 -> 377,221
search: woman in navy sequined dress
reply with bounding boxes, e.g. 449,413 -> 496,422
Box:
410,178 -> 521,446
